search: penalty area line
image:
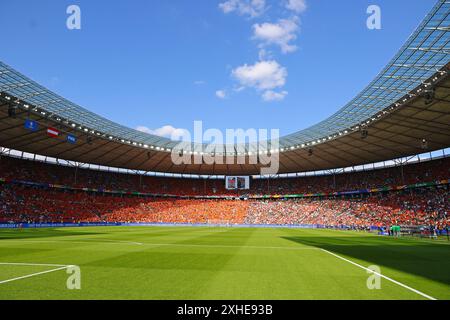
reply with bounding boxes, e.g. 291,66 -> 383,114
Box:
0,265 -> 73,285
320,249 -> 437,301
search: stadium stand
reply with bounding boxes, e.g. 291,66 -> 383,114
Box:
245,188 -> 449,228
0,155 -> 448,230
1,155 -> 449,195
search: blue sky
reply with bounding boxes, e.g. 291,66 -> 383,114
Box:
0,0 -> 436,139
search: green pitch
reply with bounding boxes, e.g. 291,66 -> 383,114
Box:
0,226 -> 449,300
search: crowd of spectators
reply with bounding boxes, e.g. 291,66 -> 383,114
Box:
1,155 -> 448,196
0,155 -> 448,229
244,188 -> 449,229
252,157 -> 449,195
90,199 -> 248,224
0,183 -> 447,229
0,185 -> 249,224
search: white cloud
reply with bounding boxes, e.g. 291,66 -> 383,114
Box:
253,18 -> 299,54
215,90 -> 227,99
232,60 -> 287,91
136,125 -> 189,141
262,90 -> 288,102
218,0 -> 266,18
194,80 -> 206,85
286,0 -> 307,13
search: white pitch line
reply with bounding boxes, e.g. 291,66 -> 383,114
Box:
0,265 -> 71,285
0,262 -> 69,267
141,243 -> 320,251
320,249 -> 437,301
0,239 -> 316,250
80,238 -> 144,245
0,239 -> 143,246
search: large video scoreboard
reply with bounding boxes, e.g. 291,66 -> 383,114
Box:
225,176 -> 250,190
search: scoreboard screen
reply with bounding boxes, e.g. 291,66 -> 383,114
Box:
225,176 -> 250,190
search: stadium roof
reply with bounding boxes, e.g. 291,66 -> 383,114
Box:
0,0 -> 449,175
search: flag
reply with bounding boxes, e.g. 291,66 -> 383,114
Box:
67,134 -> 77,144
24,119 -> 38,131
47,127 -> 60,138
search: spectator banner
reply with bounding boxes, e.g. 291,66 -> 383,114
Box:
67,134 -> 77,144
24,119 -> 38,131
47,127 -> 60,138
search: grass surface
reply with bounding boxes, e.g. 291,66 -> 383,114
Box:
0,226 -> 449,300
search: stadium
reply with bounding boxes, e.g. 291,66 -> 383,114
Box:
0,0 -> 449,302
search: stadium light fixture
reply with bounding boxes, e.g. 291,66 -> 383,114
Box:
421,139 -> 428,150
7,105 -> 16,118
361,129 -> 369,139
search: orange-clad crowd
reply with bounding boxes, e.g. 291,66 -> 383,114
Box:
86,199 -> 248,224
1,184 -> 448,229
0,155 -> 448,229
0,185 -> 249,224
